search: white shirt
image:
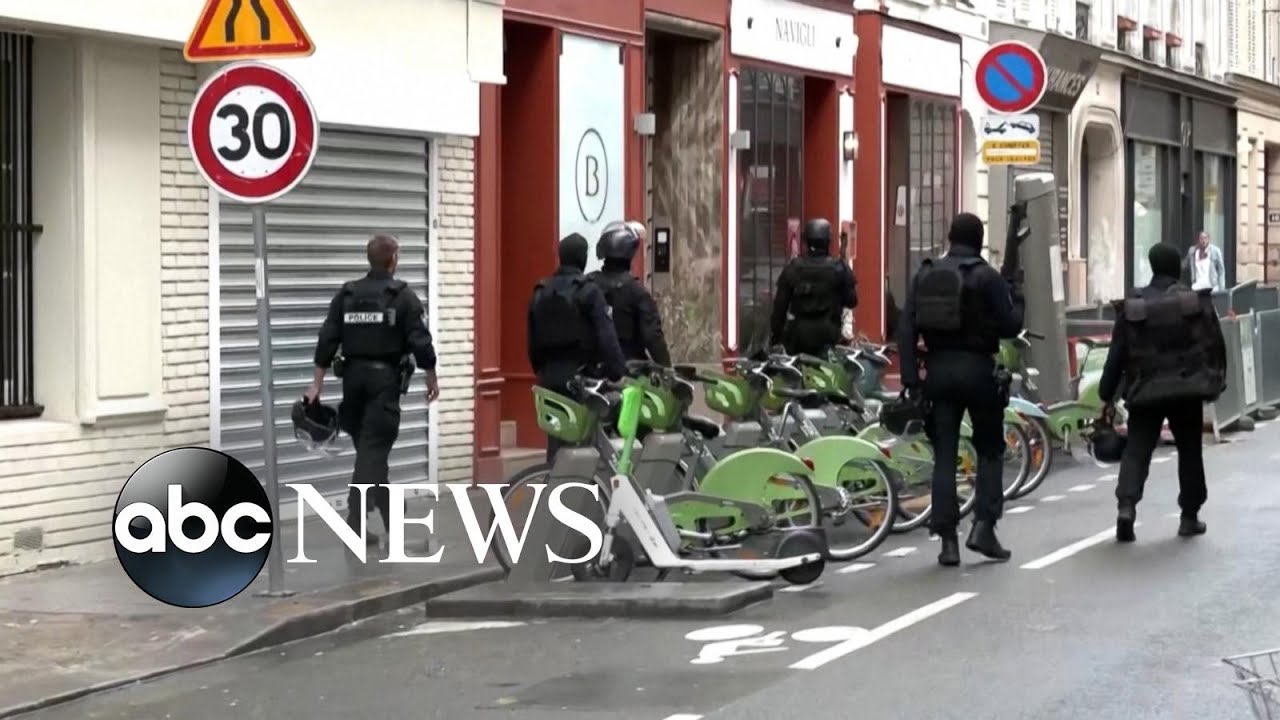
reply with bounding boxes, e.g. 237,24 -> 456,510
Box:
1192,250 -> 1212,290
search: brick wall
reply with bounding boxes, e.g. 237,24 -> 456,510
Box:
433,136 -> 476,483
0,49 -> 210,576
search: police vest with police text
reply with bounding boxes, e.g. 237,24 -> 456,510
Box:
912,255 -> 997,353
341,279 -> 407,360
1112,285 -> 1225,407
789,256 -> 842,320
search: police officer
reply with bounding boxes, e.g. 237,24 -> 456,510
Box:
528,233 -> 627,462
306,235 -> 439,541
1098,242 -> 1227,543
770,218 -> 858,356
897,212 -> 1024,566
588,221 -> 672,367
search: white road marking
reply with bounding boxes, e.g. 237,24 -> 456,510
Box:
1021,525 -> 1140,570
779,582 -> 823,593
1068,484 -> 1095,492
551,575 -> 574,583
1096,474 -> 1118,483
1006,506 -> 1035,514
788,592 -> 978,670
1270,452 -> 1280,462
1039,495 -> 1066,503
1166,511 -> 1182,518
1153,455 -> 1172,464
663,715 -> 704,720
837,562 -> 876,575
883,547 -> 917,558
383,620 -> 526,638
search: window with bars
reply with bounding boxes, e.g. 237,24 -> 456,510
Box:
905,100 -> 956,286
1076,2 -> 1091,40
0,32 -> 42,419
736,68 -> 804,353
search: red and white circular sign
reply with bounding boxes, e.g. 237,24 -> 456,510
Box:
188,62 -> 318,204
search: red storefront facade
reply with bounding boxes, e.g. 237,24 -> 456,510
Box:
473,0 -> 859,477
852,9 -> 964,341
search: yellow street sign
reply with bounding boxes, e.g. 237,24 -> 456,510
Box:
981,139 -> 1041,165
184,0 -> 315,62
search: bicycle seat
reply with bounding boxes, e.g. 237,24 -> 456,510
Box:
673,364 -> 700,381
682,414 -> 722,440
795,354 -> 827,367
821,391 -> 864,413
772,386 -> 820,401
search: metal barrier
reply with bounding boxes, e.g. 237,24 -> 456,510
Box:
1212,315 -> 1248,431
1256,309 -> 1280,409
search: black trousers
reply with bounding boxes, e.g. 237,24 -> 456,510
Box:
339,361 -> 402,528
923,352 -> 1007,534
782,317 -> 841,357
1115,401 -> 1207,515
536,364 -> 577,465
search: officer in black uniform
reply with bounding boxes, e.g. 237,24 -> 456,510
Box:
770,218 -> 858,356
588,222 -> 672,367
1098,242 -> 1227,543
897,212 -> 1024,566
307,235 -> 439,541
528,233 -> 627,462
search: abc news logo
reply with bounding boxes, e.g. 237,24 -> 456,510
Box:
113,447 -> 604,608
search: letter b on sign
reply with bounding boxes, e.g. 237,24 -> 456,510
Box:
112,447 -> 274,608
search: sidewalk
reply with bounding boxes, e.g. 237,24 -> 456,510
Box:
0,492 -> 504,718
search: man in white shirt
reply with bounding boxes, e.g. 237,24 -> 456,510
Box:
1186,231 -> 1225,292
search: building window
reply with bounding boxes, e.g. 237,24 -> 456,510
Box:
1142,35 -> 1158,62
1194,42 -> 1206,75
906,100 -> 957,283
1118,28 -> 1130,53
0,32 -> 42,419
1166,44 -> 1178,67
1076,2 -> 1091,41
737,68 -> 804,352
1131,141 -> 1166,288
1201,153 -> 1226,283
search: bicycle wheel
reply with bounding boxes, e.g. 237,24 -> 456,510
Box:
955,437 -> 979,519
1001,422 -> 1032,501
825,459 -> 900,561
1010,417 -> 1054,499
727,472 -> 826,581
888,443 -> 934,534
487,464 -> 611,582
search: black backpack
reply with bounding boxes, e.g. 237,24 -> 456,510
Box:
532,277 -> 589,351
913,257 -> 982,333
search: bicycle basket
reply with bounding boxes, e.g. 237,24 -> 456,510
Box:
802,357 -> 850,395
532,386 -> 596,444
626,376 -> 683,432
1224,648 -> 1280,719
702,371 -> 758,420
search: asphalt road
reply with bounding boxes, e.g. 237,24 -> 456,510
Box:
23,421 -> 1280,720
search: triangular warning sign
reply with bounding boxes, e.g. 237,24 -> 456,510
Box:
184,0 -> 315,62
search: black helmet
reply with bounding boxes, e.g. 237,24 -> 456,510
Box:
879,390 -> 925,436
292,398 -> 340,456
597,223 -> 639,261
1086,420 -> 1126,464
802,218 -> 832,253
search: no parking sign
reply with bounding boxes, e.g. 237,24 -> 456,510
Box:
975,41 -> 1048,166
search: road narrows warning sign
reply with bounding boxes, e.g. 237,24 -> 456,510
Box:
185,0 -> 315,62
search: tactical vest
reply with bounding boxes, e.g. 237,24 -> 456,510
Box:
789,257 -> 841,319
341,278 -> 406,360
588,270 -> 641,358
913,256 -> 997,353
531,275 -> 593,357
1113,285 -> 1225,407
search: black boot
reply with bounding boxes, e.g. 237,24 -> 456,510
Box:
965,521 -> 1011,561
347,508 -> 379,546
1116,504 -> 1136,543
937,531 -> 960,567
1177,513 -> 1206,537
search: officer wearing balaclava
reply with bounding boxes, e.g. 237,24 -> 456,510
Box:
769,218 -> 857,356
897,212 -> 1024,567
527,233 -> 627,462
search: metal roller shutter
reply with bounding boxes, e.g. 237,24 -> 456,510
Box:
217,128 -> 431,498
1012,109 -> 1068,252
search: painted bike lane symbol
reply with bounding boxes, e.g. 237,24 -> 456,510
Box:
683,592 -> 977,669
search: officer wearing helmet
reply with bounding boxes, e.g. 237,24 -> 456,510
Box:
897,212 -> 1024,567
307,235 -> 439,544
769,218 -> 857,356
587,221 -> 671,367
1098,241 -> 1227,543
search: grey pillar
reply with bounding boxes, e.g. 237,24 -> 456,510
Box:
1014,173 -> 1072,404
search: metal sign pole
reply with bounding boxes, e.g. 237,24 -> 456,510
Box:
252,204 -> 290,597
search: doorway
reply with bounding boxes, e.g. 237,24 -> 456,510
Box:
645,28 -> 724,363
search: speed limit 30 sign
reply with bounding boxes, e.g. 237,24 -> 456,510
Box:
188,61 -> 318,204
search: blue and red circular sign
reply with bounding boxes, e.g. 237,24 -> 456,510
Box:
975,41 -> 1048,115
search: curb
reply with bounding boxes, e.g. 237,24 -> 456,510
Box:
0,566 -> 503,719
